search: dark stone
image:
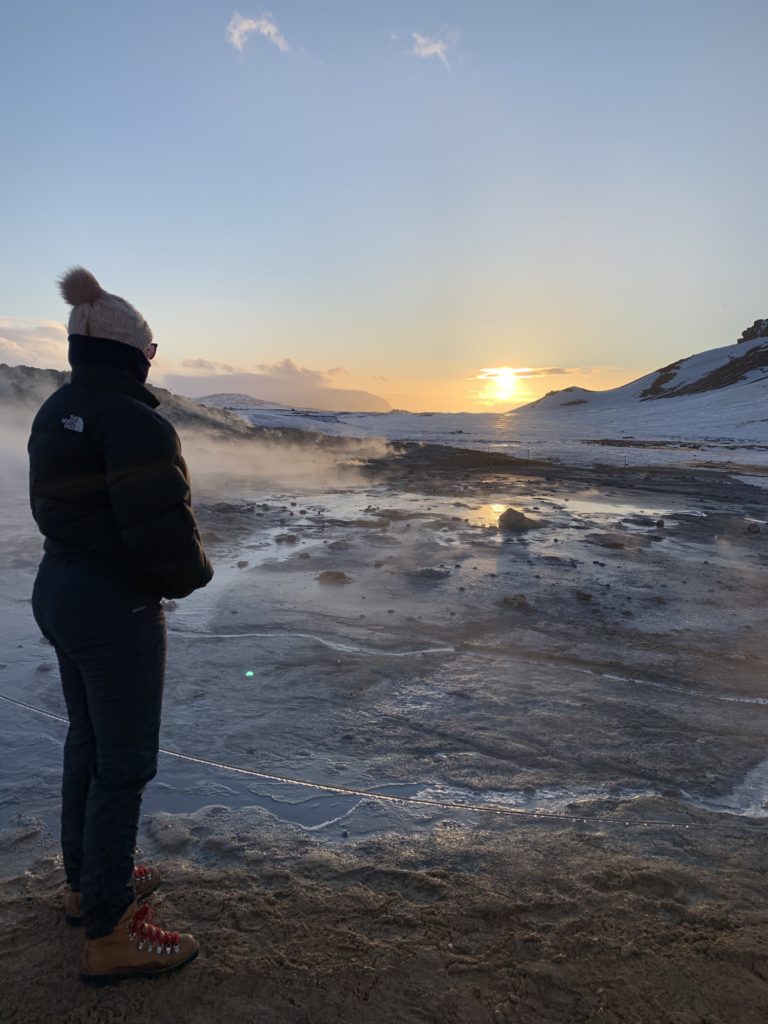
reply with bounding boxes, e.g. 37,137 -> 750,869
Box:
498,508 -> 543,533
738,318 -> 768,344
316,570 -> 351,584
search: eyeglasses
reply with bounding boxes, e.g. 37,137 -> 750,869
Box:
145,342 -> 158,360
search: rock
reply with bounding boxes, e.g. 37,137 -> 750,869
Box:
738,318 -> 768,344
236,560 -> 249,569
328,540 -> 352,550
588,533 -> 626,549
316,571 -> 351,584
408,567 -> 451,581
498,508 -> 543,533
501,593 -> 530,609
575,590 -> 593,603
298,552 -> 312,559
275,533 -> 298,544
656,519 -> 665,529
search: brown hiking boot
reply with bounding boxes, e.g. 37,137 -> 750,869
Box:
64,864 -> 161,925
80,901 -> 199,983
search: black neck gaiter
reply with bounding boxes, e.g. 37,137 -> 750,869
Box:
68,334 -> 152,384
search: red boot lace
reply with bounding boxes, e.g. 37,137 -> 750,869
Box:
131,904 -> 180,949
134,864 -> 152,882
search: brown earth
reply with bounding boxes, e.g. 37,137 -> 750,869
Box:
2,826 -> 768,1024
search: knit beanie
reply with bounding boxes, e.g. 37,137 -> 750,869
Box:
58,267 -> 153,351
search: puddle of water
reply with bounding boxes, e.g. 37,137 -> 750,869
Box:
244,782 -> 425,830
146,764 -> 427,832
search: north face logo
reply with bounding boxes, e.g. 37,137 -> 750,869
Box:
61,415 -> 85,433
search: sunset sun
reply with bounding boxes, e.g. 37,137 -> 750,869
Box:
476,366 -> 523,406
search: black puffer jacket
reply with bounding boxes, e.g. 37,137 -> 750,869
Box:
28,363 -> 213,599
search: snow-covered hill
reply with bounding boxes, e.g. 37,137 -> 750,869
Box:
521,333 -> 768,413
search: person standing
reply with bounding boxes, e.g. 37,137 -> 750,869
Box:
28,267 -> 213,982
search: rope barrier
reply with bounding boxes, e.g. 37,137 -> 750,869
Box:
1,690 -> 761,832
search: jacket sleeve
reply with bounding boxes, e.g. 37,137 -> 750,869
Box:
102,411 -> 214,599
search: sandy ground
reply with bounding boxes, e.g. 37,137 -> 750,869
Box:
2,439 -> 768,1021
2,824 -> 768,1024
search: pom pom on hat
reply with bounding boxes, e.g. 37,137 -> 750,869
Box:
58,266 -> 104,306
57,266 -> 153,352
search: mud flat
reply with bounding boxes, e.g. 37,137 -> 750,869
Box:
1,442 -> 767,1022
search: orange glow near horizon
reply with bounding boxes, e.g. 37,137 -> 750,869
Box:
474,366 -> 528,407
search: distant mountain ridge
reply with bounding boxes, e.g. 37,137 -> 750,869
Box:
197,393 -> 291,410
164,372 -> 391,413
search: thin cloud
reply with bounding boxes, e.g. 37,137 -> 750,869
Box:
180,356 -> 345,383
182,357 -> 239,374
226,12 -> 289,54
0,318 -> 68,370
475,366 -> 578,381
412,30 -> 457,68
256,357 -> 327,382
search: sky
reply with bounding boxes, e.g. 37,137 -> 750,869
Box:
1,0 -> 767,412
